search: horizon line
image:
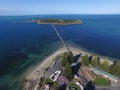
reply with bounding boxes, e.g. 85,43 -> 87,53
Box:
0,13 -> 120,16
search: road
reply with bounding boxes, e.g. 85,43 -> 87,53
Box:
96,86 -> 120,90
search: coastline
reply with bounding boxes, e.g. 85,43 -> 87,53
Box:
22,47 -> 67,90
68,45 -> 115,64
22,46 -> 115,90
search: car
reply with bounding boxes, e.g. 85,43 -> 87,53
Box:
49,70 -> 61,81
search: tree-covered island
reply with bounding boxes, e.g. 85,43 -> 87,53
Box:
32,19 -> 82,25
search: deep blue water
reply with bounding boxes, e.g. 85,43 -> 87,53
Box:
0,14 -> 120,90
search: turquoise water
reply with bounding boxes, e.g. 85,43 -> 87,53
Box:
0,14 -> 120,90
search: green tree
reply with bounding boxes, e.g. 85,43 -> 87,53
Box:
62,52 -> 74,67
53,82 -> 59,90
91,57 -> 99,67
115,62 -> 120,76
55,54 -> 64,61
68,82 -> 81,90
109,61 -> 120,76
61,53 -> 69,67
64,63 -> 73,81
81,54 -> 90,66
109,65 -> 116,75
68,51 -> 74,64
46,78 -> 54,84
100,60 -> 109,72
39,77 -> 44,87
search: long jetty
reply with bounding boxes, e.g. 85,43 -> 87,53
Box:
51,24 -> 70,52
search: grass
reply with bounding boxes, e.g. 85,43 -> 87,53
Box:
93,77 -> 111,86
45,78 -> 54,84
55,53 -> 64,61
67,82 -> 81,90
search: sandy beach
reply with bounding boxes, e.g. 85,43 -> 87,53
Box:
23,47 -> 67,90
23,46 -> 114,90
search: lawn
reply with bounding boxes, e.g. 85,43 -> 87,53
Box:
93,77 -> 111,86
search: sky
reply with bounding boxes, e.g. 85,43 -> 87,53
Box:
0,0 -> 120,15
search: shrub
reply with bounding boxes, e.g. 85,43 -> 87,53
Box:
91,57 -> 99,67
39,77 -> 44,87
46,78 -> 54,84
55,54 -> 64,61
81,54 -> 90,66
100,60 -> 109,72
68,82 -> 81,90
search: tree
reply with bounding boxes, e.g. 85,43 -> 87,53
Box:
91,57 -> 99,67
61,53 -> 69,67
68,83 -> 81,90
62,52 -> 74,67
81,54 -> 90,66
100,60 -> 109,72
115,62 -> 120,76
39,77 -> 44,87
45,78 -> 54,84
109,65 -> 116,75
108,61 -> 120,76
53,82 -> 59,90
68,51 -> 74,64
64,63 -> 73,81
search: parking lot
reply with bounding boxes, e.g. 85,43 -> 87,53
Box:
46,59 -> 62,77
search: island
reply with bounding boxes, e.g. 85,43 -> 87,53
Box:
31,19 -> 82,25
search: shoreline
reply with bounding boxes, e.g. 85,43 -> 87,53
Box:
22,46 -> 115,90
68,42 -> 119,61
22,47 -> 67,90
68,45 -> 116,64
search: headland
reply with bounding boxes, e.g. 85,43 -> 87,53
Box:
22,46 -> 120,90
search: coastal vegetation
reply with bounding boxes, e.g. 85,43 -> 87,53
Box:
109,62 -> 120,76
53,82 -> 59,90
61,53 -> 69,67
93,77 -> 111,86
81,54 -> 120,76
46,78 -> 55,84
62,52 -> 74,67
39,77 -> 44,87
32,19 -> 82,25
67,82 -> 81,90
41,78 -> 60,90
55,53 -> 64,61
91,57 -> 99,67
61,52 -> 74,81
64,63 -> 73,81
68,52 -> 74,64
100,60 -> 109,72
81,54 -> 90,66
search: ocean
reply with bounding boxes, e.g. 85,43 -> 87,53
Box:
0,14 -> 120,90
